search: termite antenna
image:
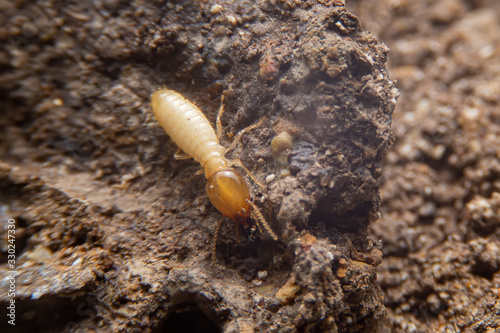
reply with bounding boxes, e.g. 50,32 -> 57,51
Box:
247,199 -> 278,241
212,217 -> 224,264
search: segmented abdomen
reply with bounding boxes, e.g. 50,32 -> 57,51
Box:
151,89 -> 225,166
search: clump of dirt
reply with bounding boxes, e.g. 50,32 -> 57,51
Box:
348,0 -> 500,331
0,1 -> 397,332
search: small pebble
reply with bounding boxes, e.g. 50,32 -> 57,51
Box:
266,174 -> 276,183
210,4 -> 222,14
227,15 -> 237,26
252,279 -> 263,286
257,270 -> 268,280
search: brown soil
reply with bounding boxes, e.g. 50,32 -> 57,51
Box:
348,0 -> 500,331
0,0 -> 498,332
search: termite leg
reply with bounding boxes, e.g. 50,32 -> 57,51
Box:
226,117 -> 267,153
231,158 -> 267,189
216,92 -> 266,153
216,95 -> 225,143
212,217 -> 224,263
247,199 -> 278,241
174,148 -> 193,160
217,93 -> 267,188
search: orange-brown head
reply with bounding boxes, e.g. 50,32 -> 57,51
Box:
206,169 -> 252,225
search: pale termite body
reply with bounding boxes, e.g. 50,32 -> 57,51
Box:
151,88 -> 277,245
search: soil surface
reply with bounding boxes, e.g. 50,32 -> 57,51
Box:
0,0 -> 498,332
348,0 -> 500,331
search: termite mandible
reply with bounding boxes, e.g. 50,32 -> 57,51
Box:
151,88 -> 278,258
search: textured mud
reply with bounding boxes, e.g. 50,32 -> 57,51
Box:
348,0 -> 500,332
0,1 -> 396,332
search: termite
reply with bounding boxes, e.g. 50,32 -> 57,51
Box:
151,88 -> 278,259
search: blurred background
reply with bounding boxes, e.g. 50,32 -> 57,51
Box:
348,0 -> 500,331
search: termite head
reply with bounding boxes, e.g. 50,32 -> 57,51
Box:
205,158 -> 278,242
206,168 -> 252,222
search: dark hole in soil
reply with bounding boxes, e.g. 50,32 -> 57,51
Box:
0,295 -> 91,333
159,308 -> 220,333
350,52 -> 373,79
310,198 -> 371,234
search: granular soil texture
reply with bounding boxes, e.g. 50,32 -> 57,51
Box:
348,0 -> 500,331
0,1 -> 398,332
